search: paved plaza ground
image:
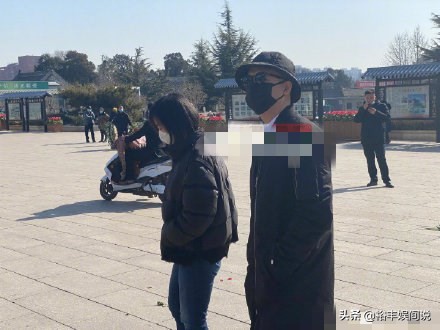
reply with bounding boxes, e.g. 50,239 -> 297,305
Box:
1,129 -> 440,329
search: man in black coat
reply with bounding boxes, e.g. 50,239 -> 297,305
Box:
111,106 -> 132,137
354,90 -> 394,188
235,52 -> 335,330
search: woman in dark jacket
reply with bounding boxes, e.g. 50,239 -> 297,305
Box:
148,93 -> 238,330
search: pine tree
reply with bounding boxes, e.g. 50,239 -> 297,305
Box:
211,1 -> 258,78
421,13 -> 440,61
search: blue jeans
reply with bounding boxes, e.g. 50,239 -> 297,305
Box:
168,258 -> 221,330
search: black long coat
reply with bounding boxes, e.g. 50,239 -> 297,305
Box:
245,106 -> 335,330
354,101 -> 389,145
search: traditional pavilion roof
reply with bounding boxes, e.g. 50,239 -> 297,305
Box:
0,91 -> 52,99
363,62 -> 440,80
13,70 -> 68,87
214,71 -> 334,89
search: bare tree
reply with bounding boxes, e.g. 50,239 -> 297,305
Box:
384,26 -> 428,65
176,81 -> 207,111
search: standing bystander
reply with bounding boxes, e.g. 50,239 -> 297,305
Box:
354,90 -> 394,187
83,106 -> 96,143
96,107 -> 109,142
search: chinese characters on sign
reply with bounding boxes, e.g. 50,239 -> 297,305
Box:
386,85 -> 430,119
0,81 -> 49,90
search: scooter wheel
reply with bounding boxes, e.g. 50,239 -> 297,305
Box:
100,179 -> 118,201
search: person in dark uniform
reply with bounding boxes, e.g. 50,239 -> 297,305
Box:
354,90 -> 394,188
83,106 -> 95,143
111,105 -> 132,137
235,52 -> 335,330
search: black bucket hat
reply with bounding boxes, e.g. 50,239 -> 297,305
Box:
235,51 -> 301,104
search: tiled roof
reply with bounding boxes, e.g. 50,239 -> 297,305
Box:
297,71 -> 335,84
363,62 -> 440,80
0,91 -> 52,99
214,71 -> 335,89
214,78 -> 237,89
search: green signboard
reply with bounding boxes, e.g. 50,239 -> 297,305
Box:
0,81 -> 49,90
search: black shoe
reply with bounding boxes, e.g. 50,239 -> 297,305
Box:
367,180 -> 378,187
86,140 -> 90,143
385,182 -> 394,188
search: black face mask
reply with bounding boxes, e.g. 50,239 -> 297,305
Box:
245,81 -> 285,115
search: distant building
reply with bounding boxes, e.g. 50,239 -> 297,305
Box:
0,55 -> 40,80
18,56 -> 40,73
342,67 -> 362,81
324,87 -> 368,111
0,63 -> 19,80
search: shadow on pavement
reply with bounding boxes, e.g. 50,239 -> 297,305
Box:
43,142 -> 89,146
333,185 -> 386,194
69,149 -> 112,153
340,142 -> 440,153
17,199 -> 161,221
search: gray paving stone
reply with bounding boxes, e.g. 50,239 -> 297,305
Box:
15,289 -> 115,326
0,298 -> 33,322
76,242 -> 147,260
15,243 -> 90,262
368,238 -> 440,257
2,132 -> 440,327
122,254 -> 173,274
0,311 -> 71,329
336,282 -> 440,310
356,227 -> 438,244
1,256 -> 72,279
70,311 -> 167,329
335,251 -> 409,274
94,288 -> 172,322
378,250 -> 440,271
336,266 -> 431,294
109,268 -> 170,296
58,254 -> 139,277
39,270 -> 130,299
334,239 -> 393,257
0,271 -> 55,300
0,232 -> 46,250
0,247 -> 28,262
390,266 -> 440,285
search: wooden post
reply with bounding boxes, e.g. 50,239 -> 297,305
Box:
20,98 -> 25,131
436,78 -> 440,143
5,100 -> 10,130
25,98 -> 30,132
317,82 -> 323,123
42,97 -> 47,133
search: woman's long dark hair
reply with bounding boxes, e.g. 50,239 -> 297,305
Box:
148,93 -> 199,143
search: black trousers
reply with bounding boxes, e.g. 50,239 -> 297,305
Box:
84,123 -> 95,142
362,143 -> 390,183
99,129 -> 107,142
124,148 -> 155,180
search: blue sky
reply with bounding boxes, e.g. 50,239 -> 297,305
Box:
2,0 -> 439,72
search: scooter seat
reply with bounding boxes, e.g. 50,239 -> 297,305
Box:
143,155 -> 170,166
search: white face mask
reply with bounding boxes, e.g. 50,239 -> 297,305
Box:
159,130 -> 171,145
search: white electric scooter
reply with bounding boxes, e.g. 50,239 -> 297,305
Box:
99,151 -> 172,201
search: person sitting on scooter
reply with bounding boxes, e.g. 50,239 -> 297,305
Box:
120,119 -> 162,182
